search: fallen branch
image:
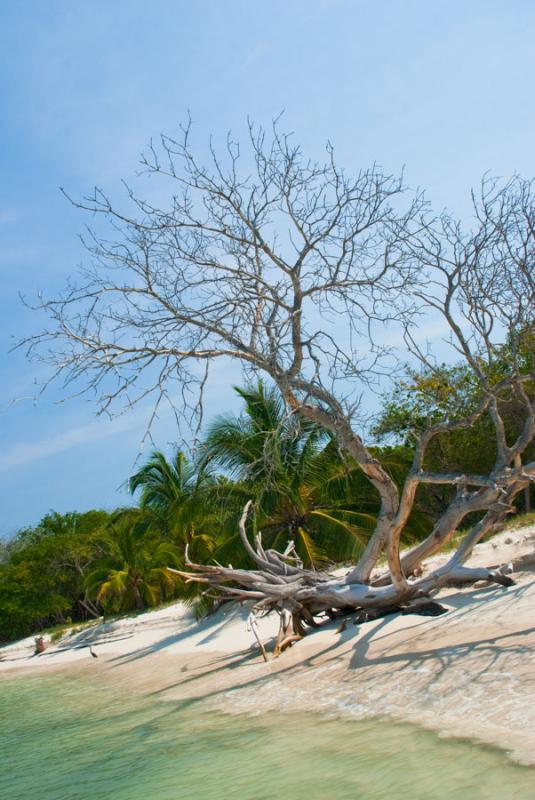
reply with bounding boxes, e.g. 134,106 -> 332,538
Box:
168,502 -> 520,657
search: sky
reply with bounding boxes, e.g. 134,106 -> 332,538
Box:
1,0 -> 534,536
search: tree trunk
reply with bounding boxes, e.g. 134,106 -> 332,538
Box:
133,584 -> 145,611
168,500 -> 518,659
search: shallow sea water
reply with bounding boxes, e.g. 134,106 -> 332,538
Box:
1,674 -> 533,800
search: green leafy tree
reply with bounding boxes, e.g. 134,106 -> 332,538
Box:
129,450 -> 216,562
85,511 -> 182,612
0,510 -> 112,642
373,345 -> 535,513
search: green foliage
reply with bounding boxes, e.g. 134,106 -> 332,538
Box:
373,342 -> 535,514
374,332 -> 535,458
3,351 -> 531,643
373,364 -> 482,446
373,364 -> 498,505
0,510 -> 112,642
129,450 -> 217,564
201,382 -> 427,567
85,509 -> 183,613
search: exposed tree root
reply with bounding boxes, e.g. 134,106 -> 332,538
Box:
168,502 -> 519,660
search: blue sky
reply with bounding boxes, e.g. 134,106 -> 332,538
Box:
1,0 -> 534,536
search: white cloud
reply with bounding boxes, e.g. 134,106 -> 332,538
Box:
0,410 -> 146,473
0,209 -> 21,226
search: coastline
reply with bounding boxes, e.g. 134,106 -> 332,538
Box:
2,524 -> 534,766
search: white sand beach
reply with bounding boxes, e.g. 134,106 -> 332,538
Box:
2,524 -> 534,765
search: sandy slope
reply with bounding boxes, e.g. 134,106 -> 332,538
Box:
1,524 -> 534,765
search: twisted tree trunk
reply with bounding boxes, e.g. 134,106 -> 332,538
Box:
168,491 -> 522,658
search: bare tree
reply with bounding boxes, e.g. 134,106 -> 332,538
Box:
23,121 -> 535,650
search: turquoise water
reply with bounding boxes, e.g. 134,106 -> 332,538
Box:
1,675 -> 533,800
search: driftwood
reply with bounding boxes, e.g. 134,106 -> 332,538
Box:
168,500 -> 522,659
34,636 -> 46,655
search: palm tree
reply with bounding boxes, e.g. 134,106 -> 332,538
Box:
129,450 -> 199,511
85,511 -> 182,612
129,450 -> 215,562
201,382 -> 382,567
